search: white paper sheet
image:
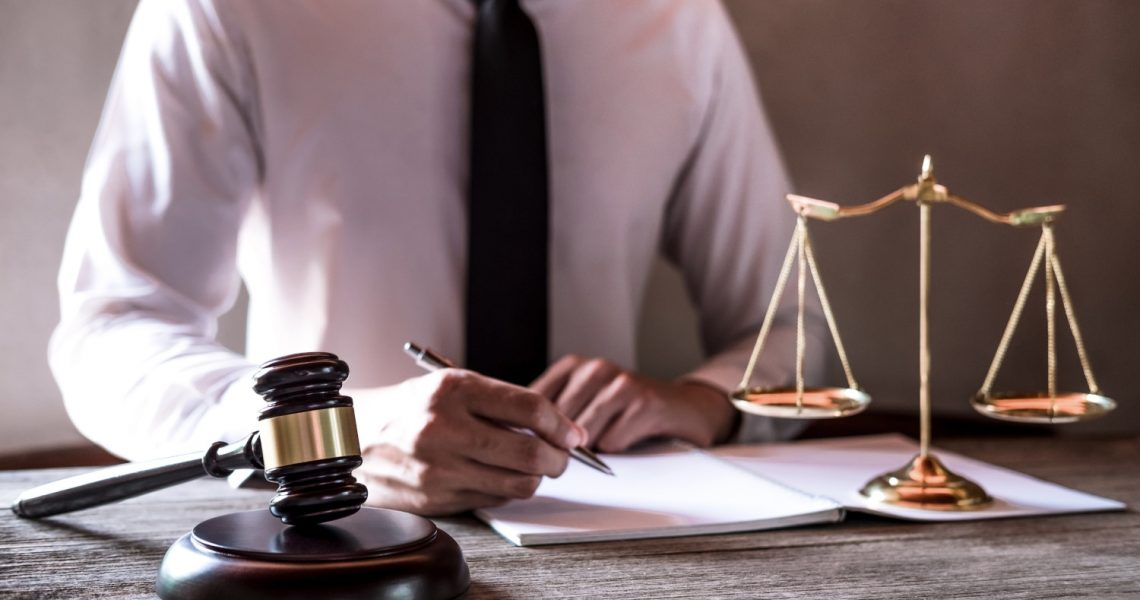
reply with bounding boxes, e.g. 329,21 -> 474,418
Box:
476,443 -> 843,546
475,434 -> 1124,546
713,434 -> 1126,521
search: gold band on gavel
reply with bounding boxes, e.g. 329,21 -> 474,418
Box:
258,406 -> 361,470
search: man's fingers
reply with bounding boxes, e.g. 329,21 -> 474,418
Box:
456,459 -> 547,501
575,374 -> 634,447
529,354 -> 584,400
363,474 -> 513,516
463,416 -> 571,478
466,379 -> 585,449
594,401 -> 656,453
552,358 -> 622,419
360,441 -> 542,515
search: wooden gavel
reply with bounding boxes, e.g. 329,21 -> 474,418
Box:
11,352 -> 369,526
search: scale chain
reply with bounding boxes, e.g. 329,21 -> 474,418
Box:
803,228 -> 859,390
979,231 -> 1047,396
1050,253 -> 1101,394
738,221 -> 803,391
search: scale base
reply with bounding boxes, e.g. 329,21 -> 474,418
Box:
156,508 -> 469,599
860,453 -> 992,511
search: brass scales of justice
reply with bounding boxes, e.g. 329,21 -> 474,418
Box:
732,155 -> 1116,510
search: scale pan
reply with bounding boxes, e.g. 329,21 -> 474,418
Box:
731,386 -> 870,419
971,391 -> 1115,424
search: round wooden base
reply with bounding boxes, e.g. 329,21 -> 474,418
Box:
156,508 -> 469,599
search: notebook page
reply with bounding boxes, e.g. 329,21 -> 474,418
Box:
476,443 -> 843,546
713,434 -> 1125,521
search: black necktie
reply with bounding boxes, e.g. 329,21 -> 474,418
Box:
465,0 -> 549,385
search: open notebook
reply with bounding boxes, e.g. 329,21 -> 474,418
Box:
475,434 -> 1124,546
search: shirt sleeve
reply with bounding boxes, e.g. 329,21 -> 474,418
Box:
662,4 -> 826,443
48,0 -> 264,460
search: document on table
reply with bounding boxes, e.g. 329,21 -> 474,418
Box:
713,433 -> 1126,522
475,443 -> 844,546
476,434 -> 1125,546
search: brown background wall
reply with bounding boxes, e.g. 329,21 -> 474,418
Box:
1,0 -> 1136,455
720,0 -> 1139,434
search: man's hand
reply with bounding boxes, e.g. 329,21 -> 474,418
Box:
530,355 -> 739,453
350,369 -> 586,516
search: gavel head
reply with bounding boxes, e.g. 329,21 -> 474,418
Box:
252,352 -> 369,526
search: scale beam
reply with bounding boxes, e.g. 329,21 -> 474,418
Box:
787,155 -> 1066,228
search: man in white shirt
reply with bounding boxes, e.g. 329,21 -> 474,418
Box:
50,0 -> 820,515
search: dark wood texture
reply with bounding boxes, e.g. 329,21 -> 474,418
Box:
156,509 -> 469,600
2,436 -> 1137,599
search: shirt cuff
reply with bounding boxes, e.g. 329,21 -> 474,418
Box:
213,372 -> 266,444
679,330 -> 810,444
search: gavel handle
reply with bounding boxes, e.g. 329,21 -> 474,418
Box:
10,432 -> 263,519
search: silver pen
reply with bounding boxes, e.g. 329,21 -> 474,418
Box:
403,342 -> 615,476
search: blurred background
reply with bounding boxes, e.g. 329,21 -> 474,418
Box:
1,0 -> 1137,464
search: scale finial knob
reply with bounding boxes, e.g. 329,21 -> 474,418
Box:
920,154 -> 934,182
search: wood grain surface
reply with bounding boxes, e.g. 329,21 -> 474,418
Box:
1,436 -> 1137,599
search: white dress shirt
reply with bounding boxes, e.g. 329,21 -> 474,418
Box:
50,0 -> 821,459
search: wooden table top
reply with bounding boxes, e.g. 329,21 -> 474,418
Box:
1,435 -> 1137,599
